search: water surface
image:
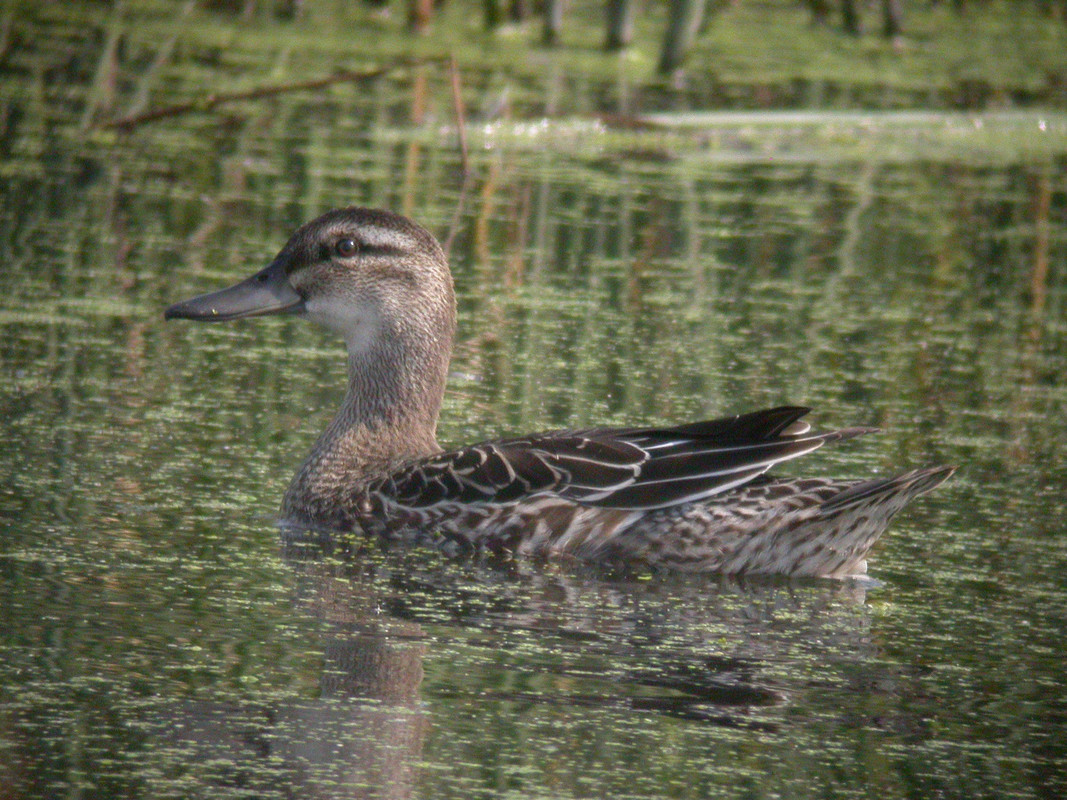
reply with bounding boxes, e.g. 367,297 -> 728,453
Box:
2,4 -> 1066,799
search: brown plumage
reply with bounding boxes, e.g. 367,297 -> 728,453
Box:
165,207 -> 954,577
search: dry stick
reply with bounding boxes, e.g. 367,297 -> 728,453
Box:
98,60 -> 445,131
443,54 -> 473,258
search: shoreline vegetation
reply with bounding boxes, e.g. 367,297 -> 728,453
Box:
12,0 -> 1067,137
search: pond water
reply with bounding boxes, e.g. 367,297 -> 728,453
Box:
2,4 -> 1067,799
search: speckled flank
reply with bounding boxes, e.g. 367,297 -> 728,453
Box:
357,468 -> 952,576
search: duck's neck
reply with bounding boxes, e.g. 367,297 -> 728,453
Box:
282,325 -> 452,526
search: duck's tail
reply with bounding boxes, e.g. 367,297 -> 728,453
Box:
819,465 -> 957,514
787,465 -> 956,577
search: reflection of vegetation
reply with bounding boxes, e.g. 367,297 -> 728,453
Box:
2,2 -> 1067,798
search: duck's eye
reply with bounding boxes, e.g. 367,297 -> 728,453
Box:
335,238 -> 359,258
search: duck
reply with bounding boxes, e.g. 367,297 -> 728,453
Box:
165,207 -> 953,577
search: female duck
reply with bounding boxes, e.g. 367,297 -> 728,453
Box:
165,207 -> 952,576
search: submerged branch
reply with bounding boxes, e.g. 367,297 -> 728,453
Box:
98,59 -> 447,131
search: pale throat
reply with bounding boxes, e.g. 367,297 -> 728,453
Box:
303,294 -> 379,354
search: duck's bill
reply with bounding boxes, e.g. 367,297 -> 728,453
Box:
164,260 -> 303,322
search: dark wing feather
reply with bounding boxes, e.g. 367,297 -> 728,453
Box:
373,406 -> 876,512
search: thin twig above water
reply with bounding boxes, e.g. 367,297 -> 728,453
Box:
98,58 -> 447,131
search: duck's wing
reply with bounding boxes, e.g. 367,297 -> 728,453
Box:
373,406 -> 876,512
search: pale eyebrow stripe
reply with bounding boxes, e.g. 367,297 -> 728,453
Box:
356,225 -> 419,253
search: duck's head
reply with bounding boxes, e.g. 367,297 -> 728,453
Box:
165,207 -> 457,359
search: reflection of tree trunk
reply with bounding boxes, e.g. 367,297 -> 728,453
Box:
882,0 -> 902,39
408,0 -> 433,33
544,0 -> 563,45
605,0 -> 635,50
484,0 -> 500,30
806,0 -> 831,26
841,0 -> 861,36
658,0 -> 707,74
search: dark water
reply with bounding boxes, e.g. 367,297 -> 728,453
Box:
2,4 -> 1067,799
